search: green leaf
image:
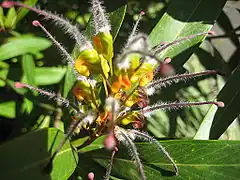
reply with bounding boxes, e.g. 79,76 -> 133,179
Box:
0,61 -> 9,87
80,140 -> 240,179
34,67 -> 66,86
0,35 -> 52,61
63,64 -> 76,98
0,7 -> 5,30
209,65 -> 240,139
148,0 -> 226,70
0,128 -> 78,180
21,54 -> 36,86
4,7 -> 17,29
63,4 -> 127,98
16,0 -> 39,23
21,66 -> 66,86
194,105 -> 218,140
0,101 -> 16,118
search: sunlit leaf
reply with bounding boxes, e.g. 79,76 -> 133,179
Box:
148,0 -> 226,70
21,54 -> 36,86
0,101 -> 16,118
0,35 -> 52,61
78,140 -> 240,179
0,7 -> 5,30
4,7 -> 17,29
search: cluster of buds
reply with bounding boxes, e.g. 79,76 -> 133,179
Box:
1,1 -> 225,180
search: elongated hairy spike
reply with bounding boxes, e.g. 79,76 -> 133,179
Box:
126,33 -> 148,50
32,20 -> 89,81
143,101 -> 225,115
153,31 -> 215,55
127,11 -> 145,46
104,147 -> 118,180
131,130 -> 178,175
91,0 -> 110,33
147,70 -> 219,95
32,20 -> 75,65
2,1 -> 91,50
115,127 -> 146,180
14,82 -> 71,106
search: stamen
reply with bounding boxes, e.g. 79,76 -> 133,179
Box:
127,11 -> 145,45
143,101 -> 225,114
130,130 -> 178,175
32,20 -> 75,65
148,70 -> 219,94
14,82 -> 71,107
153,31 -> 214,55
115,126 -> 146,180
1,1 -> 15,8
104,147 -> 118,180
2,1 -> 91,49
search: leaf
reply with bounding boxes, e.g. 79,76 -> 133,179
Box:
16,0 -> 39,23
194,74 -> 225,140
0,128 -> 78,180
63,64 -> 76,98
4,7 -> 17,29
0,101 -> 16,118
79,140 -> 240,179
194,105 -> 218,140
0,35 -> 52,61
0,7 -> 5,30
63,4 -> 127,98
21,54 -> 36,86
34,67 -> 66,86
148,0 -> 226,70
0,61 -> 9,87
21,67 -> 66,86
209,65 -> 240,139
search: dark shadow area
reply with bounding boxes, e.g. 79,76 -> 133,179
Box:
147,164 -> 177,177
0,128 -> 51,180
164,0 -> 225,23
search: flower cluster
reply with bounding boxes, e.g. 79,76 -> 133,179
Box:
2,1 -> 225,180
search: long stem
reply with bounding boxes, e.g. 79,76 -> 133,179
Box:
131,130 -> 178,175
143,101 -> 224,113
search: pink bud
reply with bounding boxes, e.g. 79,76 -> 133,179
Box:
163,57 -> 171,64
104,134 -> 117,150
32,20 -> 40,27
159,63 -> 175,77
216,101 -> 225,107
208,30 -> 216,36
14,82 -> 26,89
1,1 -> 15,8
88,172 -> 95,180
140,11 -> 145,16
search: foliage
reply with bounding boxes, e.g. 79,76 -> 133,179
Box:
0,0 -> 240,180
